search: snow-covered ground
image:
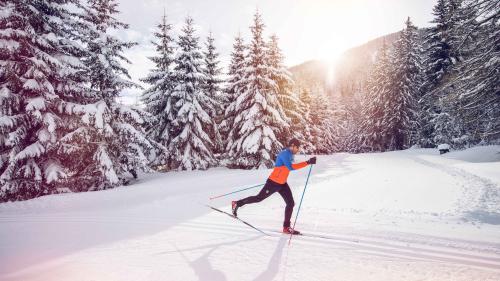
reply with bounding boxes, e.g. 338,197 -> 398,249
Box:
1,146 -> 500,281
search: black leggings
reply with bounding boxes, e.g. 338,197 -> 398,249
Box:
236,179 -> 295,227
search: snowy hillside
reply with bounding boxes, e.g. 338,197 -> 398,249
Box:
288,32 -> 400,97
1,146 -> 499,281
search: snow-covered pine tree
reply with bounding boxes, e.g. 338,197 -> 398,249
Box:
446,0 -> 474,61
447,0 -> 499,144
202,32 -> 224,155
424,0 -> 456,86
360,40 -> 392,152
221,34 -> 246,156
309,90 -> 338,154
266,34 -> 308,151
0,0 -> 86,201
431,98 -> 463,145
419,0 -> 458,147
168,17 -> 216,170
226,11 -> 289,169
338,85 -> 364,153
140,11 -> 176,167
297,89 -> 315,153
386,17 -> 422,150
65,0 -> 157,189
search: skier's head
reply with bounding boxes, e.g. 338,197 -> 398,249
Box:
288,138 -> 300,154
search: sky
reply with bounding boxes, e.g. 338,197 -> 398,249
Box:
114,0 -> 437,104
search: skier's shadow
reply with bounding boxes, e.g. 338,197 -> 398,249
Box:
167,235 -> 287,281
253,236 -> 287,281
189,247 -> 226,281
169,235 -> 262,281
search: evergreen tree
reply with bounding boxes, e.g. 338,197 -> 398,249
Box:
0,0 -> 86,201
340,87 -> 364,153
386,17 -> 422,150
141,11 -> 176,167
226,11 -> 289,169
297,89 -> 315,153
309,90 -> 338,154
221,34 -> 246,158
447,0 -> 499,144
202,32 -> 224,154
424,0 -> 455,86
266,34 -> 305,149
203,32 -> 224,116
360,41 -> 392,152
446,0 -> 473,61
68,0 -> 156,189
419,0 -> 457,147
168,17 -> 216,170
432,97 -> 463,145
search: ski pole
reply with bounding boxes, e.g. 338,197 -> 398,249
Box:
289,164 -> 313,245
209,183 -> 265,200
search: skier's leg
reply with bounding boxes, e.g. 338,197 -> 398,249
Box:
278,183 -> 295,228
237,180 -> 279,207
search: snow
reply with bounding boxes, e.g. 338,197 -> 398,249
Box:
43,161 -> 66,183
418,145 -> 500,192
14,141 -> 45,160
443,145 -> 500,163
0,39 -> 20,51
23,79 -> 42,91
438,143 -> 451,150
95,146 -> 119,184
79,102 -> 108,129
43,113 -> 56,133
25,97 -> 46,112
0,147 -> 499,280
0,116 -> 14,128
0,3 -> 13,19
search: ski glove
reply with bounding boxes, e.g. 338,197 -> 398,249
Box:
307,157 -> 317,165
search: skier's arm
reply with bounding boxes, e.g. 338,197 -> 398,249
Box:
291,157 -> 316,170
291,162 -> 308,170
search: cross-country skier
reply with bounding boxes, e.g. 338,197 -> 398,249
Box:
232,138 -> 316,235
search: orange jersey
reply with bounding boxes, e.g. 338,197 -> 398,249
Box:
268,148 -> 309,184
268,162 -> 308,184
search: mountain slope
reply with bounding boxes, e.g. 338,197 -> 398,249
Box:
289,32 -> 400,96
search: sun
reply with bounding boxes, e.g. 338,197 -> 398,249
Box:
285,0 -> 375,68
313,36 -> 345,86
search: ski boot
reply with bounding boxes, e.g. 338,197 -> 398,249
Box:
283,226 -> 301,235
231,201 -> 239,217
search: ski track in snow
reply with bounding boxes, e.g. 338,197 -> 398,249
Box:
1,148 -> 500,281
409,151 -> 500,224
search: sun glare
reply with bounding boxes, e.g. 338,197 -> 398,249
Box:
284,0 -> 378,67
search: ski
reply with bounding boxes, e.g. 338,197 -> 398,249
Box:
205,205 -> 360,242
270,230 -> 359,243
205,204 -> 270,236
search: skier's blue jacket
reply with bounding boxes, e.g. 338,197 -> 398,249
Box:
268,148 -> 308,184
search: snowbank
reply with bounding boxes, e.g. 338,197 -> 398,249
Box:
444,145 -> 500,163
